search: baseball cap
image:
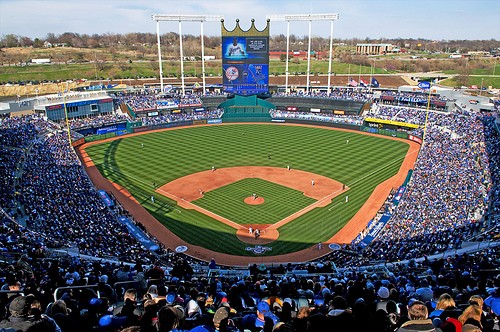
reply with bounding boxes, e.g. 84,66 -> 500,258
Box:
484,295 -> 500,315
257,301 -> 270,315
377,286 -> 390,299
99,315 -> 127,328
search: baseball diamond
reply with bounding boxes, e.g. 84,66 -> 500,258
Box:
81,123 -> 418,265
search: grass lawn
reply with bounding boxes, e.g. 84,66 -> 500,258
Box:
194,178 -> 316,225
85,124 -> 409,256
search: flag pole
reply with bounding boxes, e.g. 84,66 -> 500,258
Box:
358,63 -> 361,88
369,60 -> 374,90
347,64 -> 350,86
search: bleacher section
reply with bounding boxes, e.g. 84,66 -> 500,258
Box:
220,95 -> 273,122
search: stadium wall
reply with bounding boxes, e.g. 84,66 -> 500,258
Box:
201,95 -> 367,115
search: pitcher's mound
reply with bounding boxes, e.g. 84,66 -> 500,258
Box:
244,196 -> 265,205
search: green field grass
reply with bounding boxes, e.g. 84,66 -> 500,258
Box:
195,178 -> 316,225
85,124 -> 410,256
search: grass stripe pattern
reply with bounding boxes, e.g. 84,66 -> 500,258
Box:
85,124 -> 409,256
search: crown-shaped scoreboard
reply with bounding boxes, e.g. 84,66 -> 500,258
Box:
221,19 -> 270,96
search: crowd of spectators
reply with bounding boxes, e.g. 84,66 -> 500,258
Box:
0,246 -> 499,331
0,115 -> 55,214
69,113 -> 130,130
273,88 -> 374,102
15,129 -> 160,263
140,109 -> 223,126
367,103 -> 456,128
114,91 -> 203,112
380,91 -> 451,104
270,110 -> 364,126
352,109 -> 499,265
1,91 -> 500,330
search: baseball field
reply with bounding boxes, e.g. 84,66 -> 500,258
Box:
82,123 -> 414,262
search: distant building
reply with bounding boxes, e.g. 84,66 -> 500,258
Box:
31,58 -> 51,64
356,43 -> 397,55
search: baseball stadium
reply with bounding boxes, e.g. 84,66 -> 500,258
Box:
0,13 -> 499,332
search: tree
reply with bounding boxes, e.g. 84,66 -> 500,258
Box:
33,38 -> 44,48
19,36 -> 34,47
1,34 -> 19,47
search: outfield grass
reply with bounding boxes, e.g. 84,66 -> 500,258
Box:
85,124 -> 410,256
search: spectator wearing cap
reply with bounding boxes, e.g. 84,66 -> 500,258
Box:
376,286 -> 391,312
98,314 -> 127,331
15,254 -> 34,281
351,298 -> 375,331
242,301 -> 279,330
0,295 -> 60,331
97,274 -> 114,300
484,286 -> 500,319
397,300 -> 438,332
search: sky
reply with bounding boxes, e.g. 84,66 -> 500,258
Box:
1,0 -> 499,40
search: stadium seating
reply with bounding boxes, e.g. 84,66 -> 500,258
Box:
0,90 -> 499,331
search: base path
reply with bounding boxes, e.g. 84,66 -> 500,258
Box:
77,123 -> 420,266
157,166 -> 342,203
156,166 -> 345,243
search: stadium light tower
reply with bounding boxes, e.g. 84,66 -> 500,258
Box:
152,14 -> 223,95
266,13 -> 339,94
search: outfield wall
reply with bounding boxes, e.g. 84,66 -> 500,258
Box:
79,116 -> 422,145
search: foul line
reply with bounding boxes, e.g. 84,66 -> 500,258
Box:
92,161 -> 182,213
344,147 -> 419,189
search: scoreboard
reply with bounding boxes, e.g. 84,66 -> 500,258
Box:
221,20 -> 269,96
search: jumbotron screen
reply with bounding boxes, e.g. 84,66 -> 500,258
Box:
222,36 -> 269,95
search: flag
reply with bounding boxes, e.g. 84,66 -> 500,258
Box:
348,78 -> 358,87
360,79 -> 368,87
371,77 -> 380,88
